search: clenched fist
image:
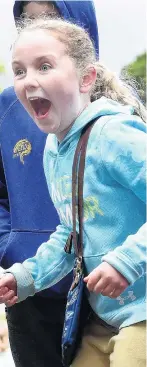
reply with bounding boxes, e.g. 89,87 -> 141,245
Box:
0,274 -> 18,307
84,262 -> 129,298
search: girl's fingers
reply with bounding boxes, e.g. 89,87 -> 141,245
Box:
86,277 -> 102,292
93,279 -> 108,294
101,285 -> 116,297
84,276 -> 88,282
0,290 -> 15,304
84,271 -> 101,291
5,296 -> 18,307
0,287 -> 9,296
85,281 -> 94,292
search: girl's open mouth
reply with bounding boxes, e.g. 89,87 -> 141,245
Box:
29,97 -> 51,119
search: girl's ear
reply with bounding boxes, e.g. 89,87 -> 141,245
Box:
80,66 -> 97,94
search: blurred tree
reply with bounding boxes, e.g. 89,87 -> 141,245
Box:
121,52 -> 146,104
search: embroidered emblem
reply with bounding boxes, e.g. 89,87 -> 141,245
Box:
13,139 -> 32,164
117,291 -> 136,305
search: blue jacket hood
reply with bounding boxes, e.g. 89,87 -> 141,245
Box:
13,1 -> 99,57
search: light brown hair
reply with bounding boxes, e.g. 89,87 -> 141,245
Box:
16,17 -> 146,122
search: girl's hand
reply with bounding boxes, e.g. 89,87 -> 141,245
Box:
0,274 -> 18,306
84,262 -> 129,298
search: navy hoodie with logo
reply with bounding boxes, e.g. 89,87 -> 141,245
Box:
0,1 -> 99,297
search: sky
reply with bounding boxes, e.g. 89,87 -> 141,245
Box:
0,0 -> 146,88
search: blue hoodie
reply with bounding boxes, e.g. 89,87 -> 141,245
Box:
6,98 -> 146,329
0,1 -> 99,297
13,1 -> 99,58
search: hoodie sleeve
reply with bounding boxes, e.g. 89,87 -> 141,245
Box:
100,116 -> 146,284
5,225 -> 74,302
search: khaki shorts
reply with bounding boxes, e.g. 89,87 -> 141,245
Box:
72,320 -> 146,367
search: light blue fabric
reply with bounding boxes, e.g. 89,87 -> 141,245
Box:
7,97 -> 146,329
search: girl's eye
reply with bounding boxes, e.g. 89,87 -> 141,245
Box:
14,69 -> 25,77
39,64 -> 51,72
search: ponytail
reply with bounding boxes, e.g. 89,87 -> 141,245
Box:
91,62 -> 146,122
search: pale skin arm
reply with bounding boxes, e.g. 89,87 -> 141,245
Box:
84,262 -> 129,298
0,262 -> 129,307
0,274 -> 18,306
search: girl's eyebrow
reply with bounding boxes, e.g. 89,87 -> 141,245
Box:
12,54 -> 57,66
12,60 -> 22,67
34,55 -> 57,62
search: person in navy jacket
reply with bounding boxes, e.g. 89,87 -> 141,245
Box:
0,1 -> 99,366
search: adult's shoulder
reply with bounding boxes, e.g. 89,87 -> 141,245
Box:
0,86 -> 18,119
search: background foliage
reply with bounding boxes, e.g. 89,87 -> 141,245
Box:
121,52 -> 146,104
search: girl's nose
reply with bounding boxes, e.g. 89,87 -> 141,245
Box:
24,75 -> 39,90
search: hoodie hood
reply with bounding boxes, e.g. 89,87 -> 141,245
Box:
13,1 -> 99,57
46,97 -> 135,156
